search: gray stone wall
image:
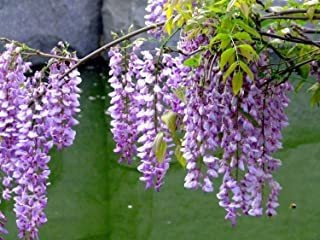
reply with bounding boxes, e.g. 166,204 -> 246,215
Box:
0,0 -> 148,57
102,0 -> 147,42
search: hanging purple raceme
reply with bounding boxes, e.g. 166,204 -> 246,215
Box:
145,0 -> 168,37
135,49 -> 171,191
0,43 -> 33,238
43,47 -> 81,150
0,43 -> 81,239
160,53 -> 189,116
108,40 -> 177,191
215,52 -> 292,224
107,42 -> 141,164
173,34 -> 221,192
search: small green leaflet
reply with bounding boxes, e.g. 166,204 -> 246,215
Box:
309,83 -> 320,107
298,64 -> 310,79
239,61 -> 254,80
233,32 -> 252,41
220,48 -> 235,69
307,6 -> 316,20
235,20 -> 260,38
161,111 -> 177,133
295,79 -> 306,93
175,145 -> 186,168
210,33 -> 229,48
223,61 -> 238,82
153,132 -> 167,163
173,86 -> 186,103
183,54 -> 202,67
238,44 -> 258,62
232,71 -> 243,95
239,2 -> 250,18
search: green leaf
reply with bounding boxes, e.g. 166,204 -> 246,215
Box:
239,61 -> 254,80
221,38 -> 231,50
173,86 -> 186,103
298,64 -> 311,79
309,82 -> 320,92
166,5 -> 174,19
183,54 -> 202,67
161,111 -> 177,133
307,6 -> 316,20
295,79 -> 306,93
223,61 -> 238,82
309,83 -> 320,107
221,17 -> 234,30
219,48 -> 235,69
153,132 -> 167,163
232,71 -> 243,95
235,20 -> 260,38
233,32 -> 252,41
238,44 -> 258,61
210,33 -> 229,48
311,88 -> 320,107
174,145 -> 186,168
165,18 -> 174,35
239,2 -> 250,18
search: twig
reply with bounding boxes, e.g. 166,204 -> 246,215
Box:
261,15 -> 320,20
0,37 -> 77,62
262,9 -> 320,18
292,23 -> 320,34
259,31 -> 320,48
59,21 -> 165,80
26,21 -> 166,109
22,52 -> 78,62
279,58 -> 316,75
259,38 -> 290,61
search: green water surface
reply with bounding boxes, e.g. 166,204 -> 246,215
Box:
2,70 -> 320,240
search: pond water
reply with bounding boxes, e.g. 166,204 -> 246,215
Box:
1,70 -> 320,240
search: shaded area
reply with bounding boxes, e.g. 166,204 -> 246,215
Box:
1,70 -> 320,239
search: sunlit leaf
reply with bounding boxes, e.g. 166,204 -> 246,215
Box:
239,2 -> 250,18
238,44 -> 258,61
220,48 -> 235,69
298,64 -> 311,79
223,61 -> 238,82
173,87 -> 186,103
233,32 -> 252,41
239,61 -> 254,80
232,71 -> 243,95
162,111 -> 177,133
235,20 -> 260,38
183,54 -> 202,67
153,132 -> 167,163
175,145 -> 186,168
307,6 -> 316,20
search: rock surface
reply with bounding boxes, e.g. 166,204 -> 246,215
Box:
0,0 -> 102,57
102,0 -> 147,42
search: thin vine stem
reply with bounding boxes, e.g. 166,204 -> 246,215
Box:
59,21 -> 166,80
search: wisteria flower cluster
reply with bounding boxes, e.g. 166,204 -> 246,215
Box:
0,43 -> 81,239
107,0 -> 297,227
